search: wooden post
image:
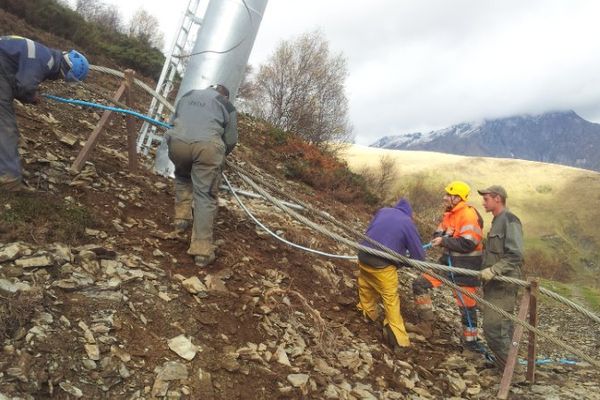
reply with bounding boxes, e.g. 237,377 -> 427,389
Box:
527,279 -> 539,383
71,83 -> 127,172
124,69 -> 138,172
497,288 -> 531,399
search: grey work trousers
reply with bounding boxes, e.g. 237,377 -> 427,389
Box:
0,69 -> 21,183
482,280 -> 519,365
167,137 -> 225,257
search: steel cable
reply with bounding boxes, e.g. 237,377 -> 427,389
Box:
223,173 -> 356,260
81,64 -> 600,326
227,161 -> 600,326
89,65 -> 175,113
230,164 -> 600,367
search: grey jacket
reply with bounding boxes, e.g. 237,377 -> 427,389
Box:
482,209 -> 523,279
167,88 -> 238,154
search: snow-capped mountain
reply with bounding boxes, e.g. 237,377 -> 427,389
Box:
371,111 -> 600,171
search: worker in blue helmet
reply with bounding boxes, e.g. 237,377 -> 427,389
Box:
0,35 -> 89,191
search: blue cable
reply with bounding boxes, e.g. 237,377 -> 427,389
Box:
43,94 -> 173,129
448,257 -> 476,331
518,357 -> 578,366
448,256 -> 495,361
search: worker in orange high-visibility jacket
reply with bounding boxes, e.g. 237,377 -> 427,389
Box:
412,181 -> 483,349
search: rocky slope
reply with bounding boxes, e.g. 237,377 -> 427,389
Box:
1,10 -> 600,400
372,111 -> 600,171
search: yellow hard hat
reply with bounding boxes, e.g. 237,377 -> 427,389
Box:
445,181 -> 470,201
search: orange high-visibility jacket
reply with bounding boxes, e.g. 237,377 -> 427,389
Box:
435,201 -> 483,286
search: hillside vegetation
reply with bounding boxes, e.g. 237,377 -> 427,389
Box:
343,145 -> 600,291
0,0 -> 164,77
1,8 -> 599,400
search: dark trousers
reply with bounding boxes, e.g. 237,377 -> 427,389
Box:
0,69 -> 21,182
482,280 -> 519,365
167,137 -> 225,256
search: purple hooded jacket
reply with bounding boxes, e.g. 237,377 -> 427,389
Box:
358,198 -> 426,267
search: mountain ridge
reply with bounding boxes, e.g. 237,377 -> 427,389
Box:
371,110 -> 600,171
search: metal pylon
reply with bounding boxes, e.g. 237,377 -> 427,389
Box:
137,0 -> 204,154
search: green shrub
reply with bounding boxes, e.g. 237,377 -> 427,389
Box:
0,0 -> 164,78
580,286 -> 600,311
266,127 -> 288,146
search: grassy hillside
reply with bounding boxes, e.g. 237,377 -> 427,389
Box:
342,145 -> 600,289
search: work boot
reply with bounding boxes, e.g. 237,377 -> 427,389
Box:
194,253 -> 215,267
174,218 -> 192,232
462,340 -> 487,363
0,177 -> 35,193
383,324 -> 411,355
463,340 -> 482,353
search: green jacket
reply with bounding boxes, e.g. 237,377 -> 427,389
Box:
482,209 -> 523,279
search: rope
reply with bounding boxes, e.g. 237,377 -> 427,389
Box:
89,65 -> 175,113
76,64 -> 600,326
230,164 -> 600,368
43,95 -> 173,129
223,173 -> 356,260
46,63 -> 600,365
227,161 -> 419,279
227,161 -> 600,325
218,184 -> 305,211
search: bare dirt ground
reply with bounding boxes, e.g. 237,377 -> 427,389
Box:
1,10 -> 599,400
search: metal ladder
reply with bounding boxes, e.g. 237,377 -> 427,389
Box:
136,0 -> 204,154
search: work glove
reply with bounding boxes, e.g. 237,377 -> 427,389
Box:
480,267 -> 496,282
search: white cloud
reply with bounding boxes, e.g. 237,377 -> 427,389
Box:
78,0 -> 600,145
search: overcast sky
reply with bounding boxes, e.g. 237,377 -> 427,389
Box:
73,0 -> 600,145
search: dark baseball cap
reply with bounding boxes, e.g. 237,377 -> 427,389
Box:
477,185 -> 508,199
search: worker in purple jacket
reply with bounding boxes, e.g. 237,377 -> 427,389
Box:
356,198 -> 426,352
0,35 -> 89,191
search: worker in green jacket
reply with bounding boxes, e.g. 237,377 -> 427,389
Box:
478,185 -> 523,370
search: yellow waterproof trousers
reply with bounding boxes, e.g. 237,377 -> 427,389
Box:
356,262 -> 410,347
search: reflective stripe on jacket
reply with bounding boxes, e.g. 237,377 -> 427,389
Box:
0,36 -> 62,103
437,201 -> 483,286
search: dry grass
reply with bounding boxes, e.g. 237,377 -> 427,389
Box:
0,288 -> 44,341
341,145 -> 600,286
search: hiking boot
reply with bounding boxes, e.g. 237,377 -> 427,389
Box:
194,253 -> 215,267
382,324 -> 411,356
463,340 -> 483,353
174,218 -> 192,232
0,177 -> 35,193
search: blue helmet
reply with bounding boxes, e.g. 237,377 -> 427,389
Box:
62,50 -> 89,82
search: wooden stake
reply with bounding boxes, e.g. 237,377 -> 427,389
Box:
71,83 -> 127,172
527,279 -> 539,383
497,288 -> 531,399
124,69 -> 138,172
